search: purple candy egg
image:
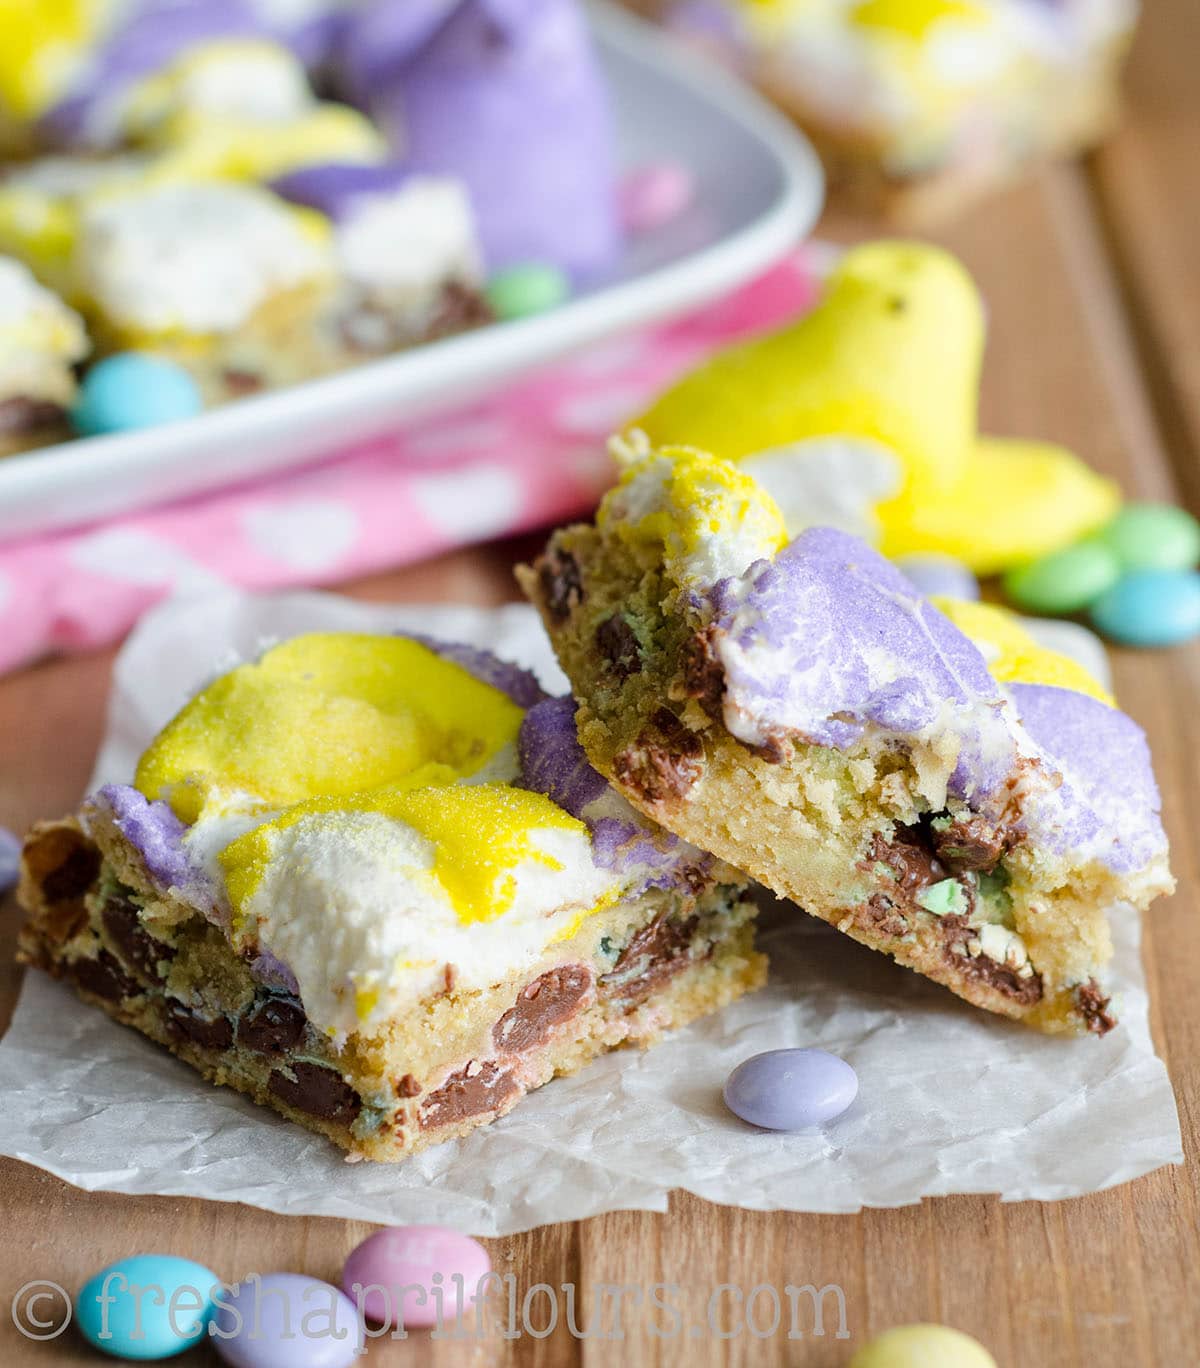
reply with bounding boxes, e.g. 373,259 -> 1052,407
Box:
342,1226 -> 491,1330
0,825 -> 20,896
213,1273 -> 363,1368
724,1048 -> 858,1130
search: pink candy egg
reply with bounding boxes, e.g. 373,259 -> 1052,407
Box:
342,1225 -> 491,1330
619,163 -> 695,234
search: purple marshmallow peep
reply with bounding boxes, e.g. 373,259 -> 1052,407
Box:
89,784 -> 213,904
708,526 -> 1167,875
341,0 -> 622,277
271,159 -> 413,220
519,697 -> 711,890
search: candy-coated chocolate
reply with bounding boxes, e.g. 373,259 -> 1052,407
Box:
212,1273 -> 362,1368
71,353 -> 202,436
342,1225 -> 491,1329
895,553 -> 978,601
0,824 -> 19,895
849,1323 -> 997,1367
77,1253 -> 219,1360
1097,502 -> 1200,573
619,162 -> 694,233
1090,569 -> 1200,647
485,263 -> 570,320
723,1048 -> 858,1130
1003,541 -> 1121,615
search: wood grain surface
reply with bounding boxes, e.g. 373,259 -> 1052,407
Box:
1,3 -> 1197,1361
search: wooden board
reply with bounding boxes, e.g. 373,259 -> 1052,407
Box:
1,3 -> 1198,1358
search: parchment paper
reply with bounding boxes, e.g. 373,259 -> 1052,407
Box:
0,589 -> 1181,1235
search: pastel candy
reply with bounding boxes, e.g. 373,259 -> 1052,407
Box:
895,553 -> 978,601
342,0 -> 622,277
0,824 -> 19,895
849,1323 -> 998,1368
485,262 -> 570,320
619,163 -> 694,233
1097,502 -> 1200,573
723,1048 -> 858,1130
77,1253 -> 219,1360
71,353 -> 202,436
342,1226 -> 491,1329
212,1273 -> 363,1368
1003,541 -> 1121,615
1090,569 -> 1200,647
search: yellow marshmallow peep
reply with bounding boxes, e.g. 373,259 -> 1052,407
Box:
630,241 -> 1119,573
135,633 -> 524,824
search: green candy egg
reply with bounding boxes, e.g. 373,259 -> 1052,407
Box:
485,263 -> 571,321
1003,541 -> 1120,615
1097,502 -> 1200,572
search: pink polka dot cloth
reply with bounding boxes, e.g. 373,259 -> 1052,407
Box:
0,250 -> 818,676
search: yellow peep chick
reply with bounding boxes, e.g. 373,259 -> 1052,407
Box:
631,241 -> 1119,575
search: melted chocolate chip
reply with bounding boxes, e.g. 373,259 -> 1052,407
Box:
72,951 -> 138,1003
40,842 -> 101,904
269,1062 -> 362,1124
425,279 -> 493,336
418,1061 -> 519,1131
493,964 -> 593,1055
682,626 -> 725,721
1076,979 -> 1117,1035
102,894 -> 175,980
940,915 -> 1044,1006
929,814 -> 1014,874
222,368 -> 263,395
237,995 -> 307,1055
612,707 -> 704,806
0,396 -> 65,435
598,914 -> 699,1006
537,549 -> 584,623
856,894 -> 909,940
166,1003 -> 235,1051
596,614 -> 642,679
395,1073 -> 422,1098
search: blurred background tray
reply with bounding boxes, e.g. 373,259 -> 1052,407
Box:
0,1 -> 823,545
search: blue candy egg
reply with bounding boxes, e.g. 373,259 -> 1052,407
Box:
212,1272 -> 363,1368
77,1254 -> 219,1360
724,1048 -> 858,1130
895,554 -> 979,602
0,824 -> 19,896
71,354 -> 203,437
1090,569 -> 1200,647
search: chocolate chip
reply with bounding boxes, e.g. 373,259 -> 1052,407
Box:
493,964 -> 593,1054
596,614 -> 642,679
1076,978 -> 1117,1035
237,995 -> 307,1054
72,951 -> 138,1003
855,894 -> 909,940
269,1062 -> 362,1124
222,368 -> 263,395
395,1073 -> 422,1098
682,626 -> 725,721
929,814 -> 1014,874
418,1061 -> 519,1131
940,915 -> 1044,1006
102,893 -> 175,980
537,549 -> 584,623
0,395 -> 65,435
613,708 -> 704,806
166,1003 -> 235,1051
40,842 -> 101,904
425,279 -> 493,337
599,914 -> 699,1006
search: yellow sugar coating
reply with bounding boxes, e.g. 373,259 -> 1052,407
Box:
933,597 -> 1115,706
220,781 -> 588,927
135,633 -> 524,823
0,0 -> 92,120
881,435 -> 1120,574
632,242 -> 984,498
849,0 -> 988,40
602,444 -> 788,585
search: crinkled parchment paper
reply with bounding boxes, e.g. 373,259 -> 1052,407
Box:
0,590 -> 1181,1235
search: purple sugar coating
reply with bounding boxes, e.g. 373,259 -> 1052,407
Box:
712,527 -> 1014,799
271,160 -> 413,220
1010,683 -> 1167,874
249,949 -> 301,996
401,632 -> 548,708
92,783 -> 213,900
519,698 -> 703,888
341,0 -> 622,277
